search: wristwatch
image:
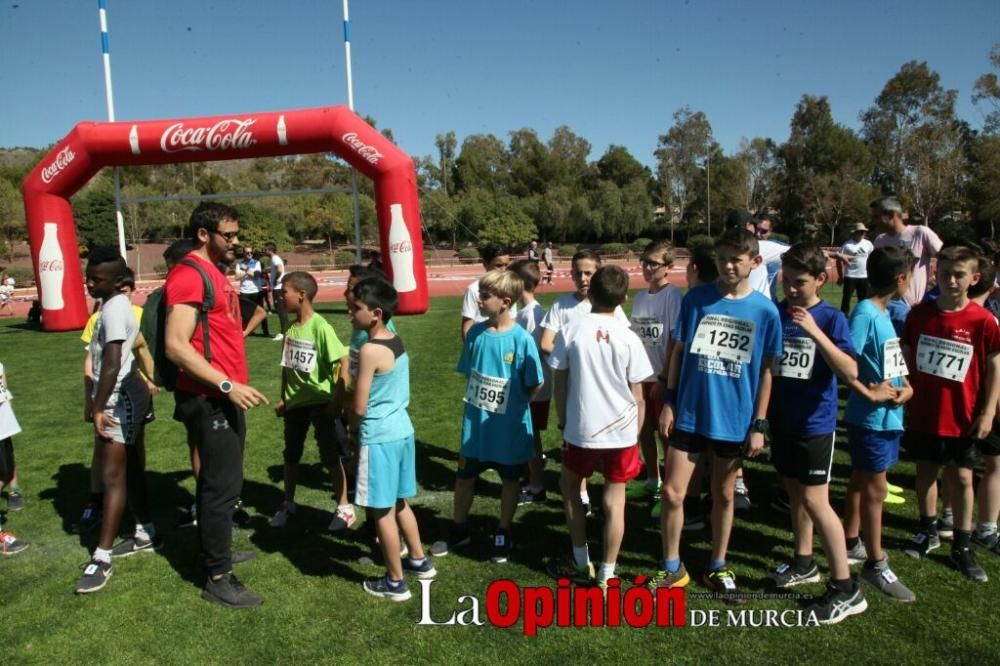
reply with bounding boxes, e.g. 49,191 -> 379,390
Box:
750,418 -> 770,437
218,378 -> 234,394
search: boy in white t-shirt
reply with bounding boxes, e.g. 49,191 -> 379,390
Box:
627,241 -> 682,508
461,243 -> 515,340
546,265 -> 654,587
510,259 -> 552,504
540,250 -> 629,514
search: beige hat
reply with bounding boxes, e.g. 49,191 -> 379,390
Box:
851,222 -> 868,232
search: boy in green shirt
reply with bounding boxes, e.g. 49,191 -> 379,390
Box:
271,272 -> 352,530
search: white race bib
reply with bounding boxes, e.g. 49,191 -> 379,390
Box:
776,336 -> 817,379
281,338 -> 318,374
464,370 -> 511,415
916,334 -> 973,382
631,317 -> 664,347
882,338 -> 908,379
0,378 -> 10,405
690,315 -> 755,364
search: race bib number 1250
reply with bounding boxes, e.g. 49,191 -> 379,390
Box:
691,315 -> 756,364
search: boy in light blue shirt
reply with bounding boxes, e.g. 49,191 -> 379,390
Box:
432,269 -> 543,564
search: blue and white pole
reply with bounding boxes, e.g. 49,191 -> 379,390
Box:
98,0 -> 127,260
342,0 -> 362,261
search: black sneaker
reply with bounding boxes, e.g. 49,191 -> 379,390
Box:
972,531 -> 1000,556
75,558 -> 113,594
202,573 -> 263,608
807,582 -> 868,625
111,535 -> 162,558
71,503 -> 102,534
903,530 -> 940,559
703,567 -> 742,603
429,524 -> 471,557
517,487 -> 547,506
950,547 -> 988,582
490,530 -> 512,564
6,491 -> 24,512
767,561 -> 821,588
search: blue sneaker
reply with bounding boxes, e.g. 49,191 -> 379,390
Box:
363,576 -> 412,602
402,556 -> 437,579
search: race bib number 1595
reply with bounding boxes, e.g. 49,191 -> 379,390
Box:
464,370 -> 511,415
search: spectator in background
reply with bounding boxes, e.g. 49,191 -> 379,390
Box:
527,241 -> 540,263
542,242 -> 555,285
834,223 -> 874,315
236,247 -> 271,338
264,243 -> 288,341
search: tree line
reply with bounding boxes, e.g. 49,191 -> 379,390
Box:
1,49 -> 999,263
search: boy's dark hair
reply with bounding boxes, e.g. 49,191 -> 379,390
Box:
867,246 -> 917,294
970,256 -> 996,299
121,267 -> 136,290
780,242 -> 828,277
509,259 -> 540,292
265,242 -> 277,253
690,246 -> 719,282
643,240 -> 675,266
479,242 -> 509,265
589,265 -> 629,309
283,271 -> 318,301
937,245 -> 980,267
571,249 -> 602,269
354,276 -> 399,322
725,207 -> 756,230
348,264 -> 389,283
188,202 -> 239,240
163,238 -> 196,265
86,246 -> 128,281
714,228 -> 759,258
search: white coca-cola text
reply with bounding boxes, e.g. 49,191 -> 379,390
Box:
39,259 -> 64,272
160,119 -> 257,154
40,147 -> 76,184
390,240 -> 413,254
341,132 -> 383,165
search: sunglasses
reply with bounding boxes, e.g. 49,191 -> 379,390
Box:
755,227 -> 770,236
641,259 -> 668,269
214,230 -> 239,241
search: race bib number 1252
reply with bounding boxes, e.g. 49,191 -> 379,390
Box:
690,315 -> 756,364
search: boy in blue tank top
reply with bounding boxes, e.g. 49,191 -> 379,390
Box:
654,228 -> 783,601
349,278 -> 434,602
431,270 -> 544,563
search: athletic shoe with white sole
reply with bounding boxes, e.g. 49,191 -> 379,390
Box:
0,531 -> 28,556
950,547 -> 988,582
972,531 -> 1000,556
363,576 -> 411,602
808,582 -> 868,625
490,530 -> 512,563
937,515 -> 954,539
202,573 -> 263,608
903,530 -> 940,559
402,556 -> 437,579
111,535 -> 162,558
846,540 -> 868,565
75,558 -> 113,594
859,558 -> 915,602
647,563 -> 691,589
768,561 -> 821,588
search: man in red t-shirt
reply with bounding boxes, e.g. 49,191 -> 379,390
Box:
900,246 -> 1000,583
165,202 -> 268,608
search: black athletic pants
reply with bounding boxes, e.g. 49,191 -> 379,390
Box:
841,277 -> 869,315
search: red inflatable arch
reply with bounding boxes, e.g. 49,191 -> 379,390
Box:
22,106 -> 428,331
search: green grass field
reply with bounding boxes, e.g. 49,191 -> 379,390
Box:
1,285 -> 997,664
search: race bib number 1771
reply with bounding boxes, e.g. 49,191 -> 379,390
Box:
690,315 -> 756,364
916,334 -> 973,382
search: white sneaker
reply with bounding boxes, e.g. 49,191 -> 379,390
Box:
272,334 -> 284,341
270,501 -> 296,527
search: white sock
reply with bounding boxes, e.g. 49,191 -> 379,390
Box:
580,492 -> 591,505
598,562 -> 616,580
337,504 -> 354,514
572,544 -> 590,568
135,523 -> 155,540
976,522 -> 998,538
93,547 -> 112,564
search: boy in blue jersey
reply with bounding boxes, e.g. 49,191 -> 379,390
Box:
654,228 -> 783,600
432,270 -> 544,563
349,278 -> 434,602
765,243 -> 867,624
842,246 -> 916,602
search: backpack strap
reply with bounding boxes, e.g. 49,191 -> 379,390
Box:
178,258 -> 217,363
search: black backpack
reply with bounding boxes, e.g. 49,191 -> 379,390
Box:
141,258 -> 215,391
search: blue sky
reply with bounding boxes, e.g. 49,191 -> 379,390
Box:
1,1 -> 997,168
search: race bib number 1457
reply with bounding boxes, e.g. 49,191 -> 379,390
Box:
281,338 -> 318,374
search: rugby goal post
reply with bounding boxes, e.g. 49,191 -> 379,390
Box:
22,106 -> 428,331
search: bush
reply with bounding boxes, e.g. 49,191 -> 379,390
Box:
630,237 -> 653,252
3,267 -> 36,287
335,250 -> 358,267
687,234 -> 714,250
600,242 -> 629,257
457,247 -> 480,264
423,249 -> 435,262
310,256 -> 332,270
152,263 -> 168,277
557,244 -> 577,257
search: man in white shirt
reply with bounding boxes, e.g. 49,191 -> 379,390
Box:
834,222 -> 874,314
264,243 -> 287,340
236,247 -> 270,338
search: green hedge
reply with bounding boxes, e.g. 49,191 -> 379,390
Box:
630,237 -> 654,252
457,247 -> 480,264
335,250 -> 357,267
557,244 -> 577,258
687,234 -> 714,249
600,242 -> 629,256
310,256 -> 332,270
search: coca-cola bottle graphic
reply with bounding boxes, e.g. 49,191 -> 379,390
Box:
38,222 -> 65,311
388,204 -> 417,292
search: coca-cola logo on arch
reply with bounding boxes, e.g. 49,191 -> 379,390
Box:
160,119 -> 257,154
341,132 -> 383,165
39,259 -> 64,272
40,147 -> 76,184
390,240 -> 413,254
